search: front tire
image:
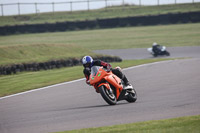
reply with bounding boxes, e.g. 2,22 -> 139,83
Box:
153,54 -> 157,57
126,88 -> 137,103
99,86 -> 117,105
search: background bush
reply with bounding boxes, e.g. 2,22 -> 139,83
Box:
0,56 -> 122,75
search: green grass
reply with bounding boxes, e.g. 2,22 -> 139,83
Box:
0,3 -> 200,26
56,115 -> 200,133
0,58 -> 173,97
0,23 -> 200,65
0,44 -> 95,65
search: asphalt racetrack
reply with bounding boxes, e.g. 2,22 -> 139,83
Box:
94,46 -> 200,60
0,46 -> 200,133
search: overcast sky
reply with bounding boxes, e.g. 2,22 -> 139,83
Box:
1,0 -> 198,4
0,0 -> 199,16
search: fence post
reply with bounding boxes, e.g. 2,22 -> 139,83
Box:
87,0 -> 90,11
139,0 -> 141,6
70,2 -> 72,12
52,2 -> 55,13
35,3 -> 37,14
18,3 -> 20,15
105,0 -> 107,10
157,0 -> 159,6
122,0 -> 125,10
1,4 -> 3,16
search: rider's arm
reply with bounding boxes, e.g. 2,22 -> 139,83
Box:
93,60 -> 112,69
83,68 -> 90,84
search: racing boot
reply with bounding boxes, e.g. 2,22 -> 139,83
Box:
122,75 -> 133,90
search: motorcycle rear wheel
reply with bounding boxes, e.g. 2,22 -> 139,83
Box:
99,86 -> 117,105
165,51 -> 170,56
126,88 -> 137,103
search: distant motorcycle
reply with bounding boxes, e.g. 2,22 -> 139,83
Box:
147,46 -> 170,57
89,66 -> 137,105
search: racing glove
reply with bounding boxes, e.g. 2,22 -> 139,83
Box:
86,80 -> 90,85
107,64 -> 112,72
101,61 -> 112,71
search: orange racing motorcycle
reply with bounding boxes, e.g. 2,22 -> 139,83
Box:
89,66 -> 137,105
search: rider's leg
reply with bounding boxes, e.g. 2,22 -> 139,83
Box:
112,68 -> 130,86
122,75 -> 130,86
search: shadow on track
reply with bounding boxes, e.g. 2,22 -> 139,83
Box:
47,102 -> 130,113
68,102 -> 129,110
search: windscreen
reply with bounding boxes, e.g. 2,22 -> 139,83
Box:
91,66 -> 100,76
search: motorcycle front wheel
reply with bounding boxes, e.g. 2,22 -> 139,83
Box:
99,85 -> 117,105
153,53 -> 158,57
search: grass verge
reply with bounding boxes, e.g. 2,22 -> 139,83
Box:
0,23 -> 200,65
0,58 -> 173,97
56,115 -> 200,133
0,44 -> 95,65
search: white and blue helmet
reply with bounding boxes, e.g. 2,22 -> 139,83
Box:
82,56 -> 93,65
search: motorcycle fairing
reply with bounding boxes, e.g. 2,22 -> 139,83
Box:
100,74 -> 123,99
89,66 -> 124,100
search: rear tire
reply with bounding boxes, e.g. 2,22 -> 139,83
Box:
165,51 -> 170,56
126,88 -> 137,103
99,86 -> 117,105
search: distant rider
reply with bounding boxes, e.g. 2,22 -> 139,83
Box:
82,56 -> 132,90
152,42 -> 161,55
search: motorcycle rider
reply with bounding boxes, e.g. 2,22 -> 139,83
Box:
152,42 -> 161,55
82,56 -> 132,90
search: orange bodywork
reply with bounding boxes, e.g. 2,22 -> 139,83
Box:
89,67 -> 123,99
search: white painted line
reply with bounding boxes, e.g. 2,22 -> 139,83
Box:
0,60 -> 173,100
0,78 -> 84,100
123,60 -> 173,71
